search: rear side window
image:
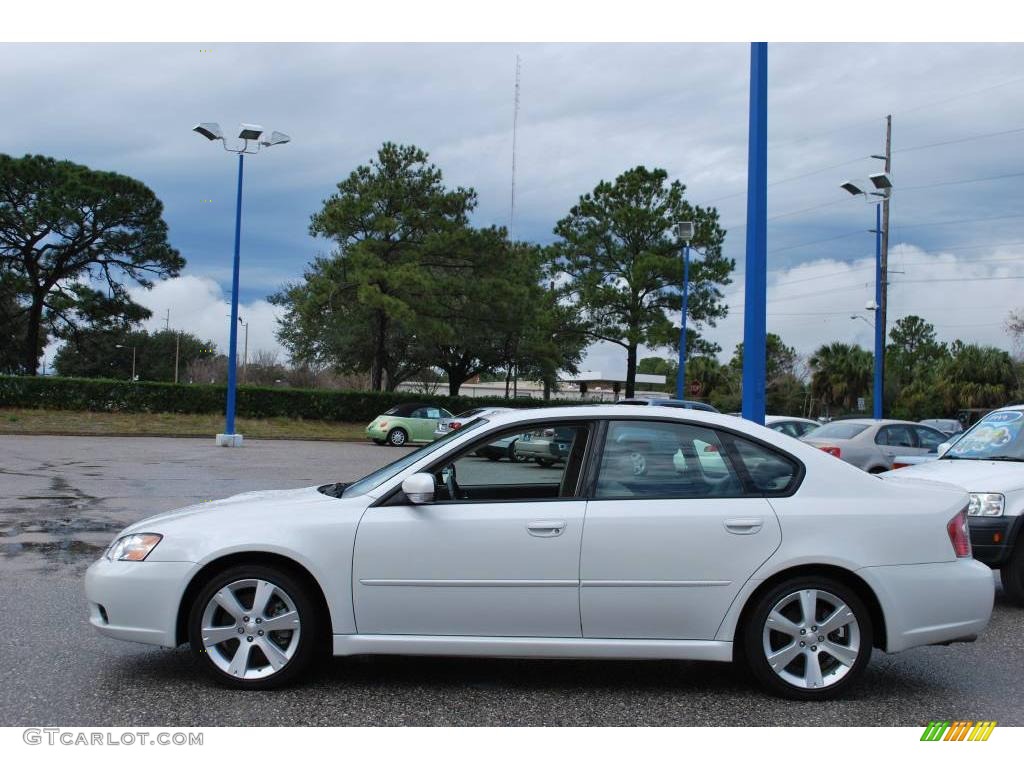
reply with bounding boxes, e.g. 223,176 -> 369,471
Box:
729,436 -> 800,494
595,421 -> 744,498
876,425 -> 914,448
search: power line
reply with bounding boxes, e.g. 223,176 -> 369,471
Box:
893,126 -> 1024,155
900,170 -> 1024,192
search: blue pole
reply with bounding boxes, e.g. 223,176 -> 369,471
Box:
873,202 -> 883,419
741,42 -> 768,425
676,243 -> 690,400
225,152 -> 244,436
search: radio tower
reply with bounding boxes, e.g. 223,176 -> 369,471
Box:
509,54 -> 521,240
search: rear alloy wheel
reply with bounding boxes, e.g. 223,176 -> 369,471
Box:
386,428 -> 408,447
188,564 -> 318,689
1000,545 -> 1024,606
744,577 -> 872,700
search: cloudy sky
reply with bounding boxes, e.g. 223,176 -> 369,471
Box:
4,42 -> 1023,375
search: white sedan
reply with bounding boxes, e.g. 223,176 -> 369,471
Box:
85,406 -> 994,699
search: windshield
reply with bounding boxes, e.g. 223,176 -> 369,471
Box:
941,410 -> 1024,461
804,422 -> 869,440
341,418 -> 488,497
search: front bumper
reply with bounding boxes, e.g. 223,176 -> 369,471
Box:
85,557 -> 196,648
859,558 -> 994,653
969,516 -> 1022,567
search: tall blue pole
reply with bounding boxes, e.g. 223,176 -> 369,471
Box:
741,42 -> 768,425
225,152 -> 244,436
873,202 -> 883,419
676,243 -> 690,400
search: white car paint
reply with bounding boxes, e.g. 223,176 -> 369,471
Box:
86,405 -> 994,698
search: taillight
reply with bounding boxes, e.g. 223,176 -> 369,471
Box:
891,461 -> 909,469
449,422 -> 462,430
379,421 -> 388,428
947,509 -> 972,558
819,446 -> 841,458
704,444 -> 719,453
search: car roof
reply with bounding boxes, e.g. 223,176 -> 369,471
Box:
482,404 -> 747,430
765,415 -> 817,424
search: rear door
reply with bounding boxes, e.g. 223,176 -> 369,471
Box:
579,419 -> 794,640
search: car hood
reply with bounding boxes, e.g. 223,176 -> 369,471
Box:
883,459 -> 1024,493
121,485 -> 329,535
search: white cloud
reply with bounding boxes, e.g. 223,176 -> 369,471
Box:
127,275 -> 285,360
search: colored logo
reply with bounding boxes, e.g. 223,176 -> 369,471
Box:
921,721 -> 996,741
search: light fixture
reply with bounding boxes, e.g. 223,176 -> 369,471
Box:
261,130 -> 291,147
869,172 -> 893,190
675,221 -> 695,240
840,180 -> 867,196
193,122 -> 223,141
865,299 -> 879,311
238,123 -> 264,141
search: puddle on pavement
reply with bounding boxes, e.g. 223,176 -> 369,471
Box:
0,514 -> 123,567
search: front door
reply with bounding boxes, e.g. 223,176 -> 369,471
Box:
352,420 -> 593,637
580,419 -> 791,640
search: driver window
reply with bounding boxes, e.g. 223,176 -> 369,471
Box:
432,422 -> 590,502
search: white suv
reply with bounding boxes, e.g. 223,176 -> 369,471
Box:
885,405 -> 1024,604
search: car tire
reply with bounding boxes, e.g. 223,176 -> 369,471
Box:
536,458 -> 555,467
386,428 -> 408,447
1000,545 -> 1024,606
188,563 -> 320,690
507,441 -> 523,462
742,575 -> 873,700
867,467 -> 886,474
372,439 -> 385,446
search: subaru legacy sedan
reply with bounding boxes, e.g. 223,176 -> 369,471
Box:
86,406 -> 992,700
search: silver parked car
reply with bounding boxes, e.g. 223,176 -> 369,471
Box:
765,415 -> 820,439
801,419 -> 949,473
919,418 -> 964,437
433,407 -> 514,440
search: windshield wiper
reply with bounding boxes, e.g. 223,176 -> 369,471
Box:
982,456 -> 1024,463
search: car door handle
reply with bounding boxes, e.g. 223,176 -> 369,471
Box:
724,518 -> 763,535
527,521 -> 566,537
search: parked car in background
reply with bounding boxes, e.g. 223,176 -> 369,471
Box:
920,418 -> 964,437
86,405 -> 994,699
765,415 -> 820,439
366,403 -> 453,447
434,407 -> 514,440
885,404 -> 1024,604
513,425 -> 576,466
616,397 -> 719,412
801,419 -> 949,473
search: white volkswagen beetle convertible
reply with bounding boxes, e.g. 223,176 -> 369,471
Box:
85,406 -> 994,699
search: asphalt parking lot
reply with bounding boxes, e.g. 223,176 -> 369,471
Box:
1,434 -> 1022,726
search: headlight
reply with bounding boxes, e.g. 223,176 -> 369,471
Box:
967,493 -> 1004,517
106,533 -> 163,561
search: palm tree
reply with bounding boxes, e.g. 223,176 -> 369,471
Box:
936,342 -> 1017,411
809,343 -> 873,413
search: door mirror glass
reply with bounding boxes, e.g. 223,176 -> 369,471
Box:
402,472 -> 435,504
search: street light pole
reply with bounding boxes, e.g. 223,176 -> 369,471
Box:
872,202 -> 884,419
193,122 -> 290,447
675,221 -> 695,400
225,152 -> 244,438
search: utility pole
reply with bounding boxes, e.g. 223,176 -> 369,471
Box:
509,54 -> 521,240
174,332 -> 180,384
874,115 -> 892,411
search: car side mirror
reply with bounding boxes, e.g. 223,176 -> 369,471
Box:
402,472 -> 435,504
937,441 -> 951,456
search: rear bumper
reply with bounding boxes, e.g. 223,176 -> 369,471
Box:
85,558 -> 196,648
858,559 -> 994,653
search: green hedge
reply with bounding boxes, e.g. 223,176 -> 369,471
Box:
0,375 -> 566,423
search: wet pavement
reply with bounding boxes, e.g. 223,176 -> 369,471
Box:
1,434 -> 1022,726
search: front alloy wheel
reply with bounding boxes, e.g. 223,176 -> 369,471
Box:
744,577 -> 872,699
189,564 -> 318,689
